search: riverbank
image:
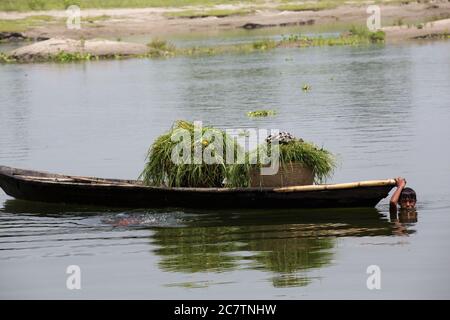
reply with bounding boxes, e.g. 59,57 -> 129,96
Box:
1,1 -> 450,42
1,26 -> 386,63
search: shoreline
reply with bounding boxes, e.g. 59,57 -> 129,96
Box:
1,2 -> 450,42
1,28 -> 387,63
1,19 -> 449,64
1,1 -> 450,63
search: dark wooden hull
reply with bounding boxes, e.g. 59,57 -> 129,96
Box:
0,166 -> 395,209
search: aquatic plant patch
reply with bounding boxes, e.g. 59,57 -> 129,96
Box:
0,52 -> 16,63
247,110 -> 276,117
51,50 -> 96,62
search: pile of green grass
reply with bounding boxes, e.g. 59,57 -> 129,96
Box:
141,121 -> 336,188
227,139 -> 336,187
140,120 -> 240,188
277,140 -> 336,183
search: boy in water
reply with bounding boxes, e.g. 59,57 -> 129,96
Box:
390,177 -> 417,214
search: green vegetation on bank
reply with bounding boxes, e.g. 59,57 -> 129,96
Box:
164,8 -> 254,19
282,27 -> 385,46
51,50 -> 95,62
0,0 -> 412,12
85,14 -> 111,23
145,28 -> 384,60
0,28 -> 386,64
0,15 -> 57,32
0,0 -> 254,11
277,1 -> 338,12
144,38 -> 278,59
146,38 -> 177,58
0,52 -> 16,63
348,25 -> 386,42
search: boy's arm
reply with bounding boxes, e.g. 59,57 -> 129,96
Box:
390,177 -> 406,212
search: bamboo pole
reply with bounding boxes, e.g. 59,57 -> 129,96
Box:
274,179 -> 397,193
12,171 -> 397,193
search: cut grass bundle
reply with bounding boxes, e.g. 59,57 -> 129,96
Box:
226,139 -> 336,187
140,120 -> 240,188
277,140 -> 336,183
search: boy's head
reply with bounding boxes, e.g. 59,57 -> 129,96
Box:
399,187 -> 417,209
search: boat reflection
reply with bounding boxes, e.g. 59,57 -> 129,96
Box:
150,207 -> 417,287
1,199 -> 417,288
1,198 -> 126,215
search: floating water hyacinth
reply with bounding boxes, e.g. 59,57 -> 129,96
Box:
247,110 -> 276,117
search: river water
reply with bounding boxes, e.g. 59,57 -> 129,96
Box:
0,38 -> 449,299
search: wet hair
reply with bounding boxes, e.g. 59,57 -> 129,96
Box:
400,187 -> 417,201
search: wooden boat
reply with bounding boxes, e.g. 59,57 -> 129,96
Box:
0,165 -> 396,209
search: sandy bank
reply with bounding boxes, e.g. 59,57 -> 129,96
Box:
10,38 -> 148,61
383,18 -> 450,42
